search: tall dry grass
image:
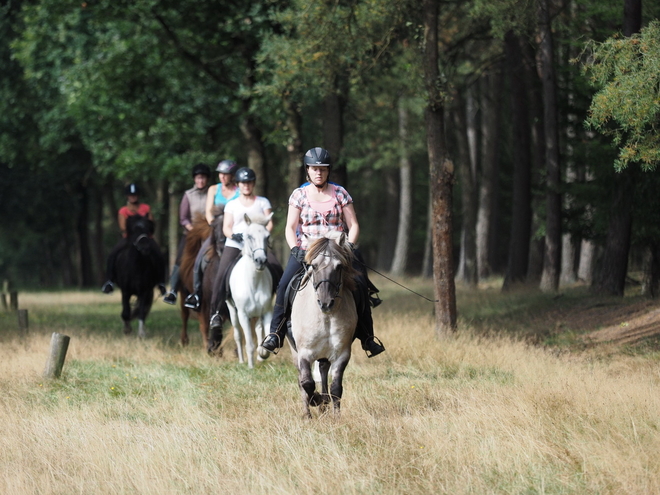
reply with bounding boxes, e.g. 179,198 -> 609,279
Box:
0,283 -> 659,494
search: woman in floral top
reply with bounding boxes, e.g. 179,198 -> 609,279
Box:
261,147 -> 385,358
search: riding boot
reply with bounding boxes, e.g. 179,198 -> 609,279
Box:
261,303 -> 287,353
163,265 -> 180,304
355,307 -> 385,358
183,260 -> 204,311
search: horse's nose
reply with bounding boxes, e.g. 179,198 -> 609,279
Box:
318,299 -> 335,313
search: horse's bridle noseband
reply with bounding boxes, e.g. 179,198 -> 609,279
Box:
310,255 -> 343,299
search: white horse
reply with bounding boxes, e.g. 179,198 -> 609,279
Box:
288,231 -> 359,418
226,213 -> 274,368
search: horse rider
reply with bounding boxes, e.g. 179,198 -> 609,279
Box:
102,183 -> 166,295
183,159 -> 240,311
260,147 -> 385,357
207,166 -> 283,330
162,163 -> 211,305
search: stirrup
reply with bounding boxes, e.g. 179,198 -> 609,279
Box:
369,294 -> 383,308
184,293 -> 200,311
163,292 -> 177,305
101,281 -> 114,294
261,333 -> 283,355
364,336 -> 385,358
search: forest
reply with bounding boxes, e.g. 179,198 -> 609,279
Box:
1,0 -> 660,315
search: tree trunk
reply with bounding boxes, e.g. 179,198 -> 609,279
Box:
592,0 -> 641,295
503,31 -> 532,290
424,0 -> 457,335
284,97 -> 304,193
377,169 -> 399,271
537,0 -> 562,293
390,98 -> 412,276
168,186 -> 179,273
93,184 -> 105,285
452,90 -> 478,286
323,77 -> 347,188
421,188 -> 433,279
577,239 -> 596,284
522,37 -> 546,283
481,70 -> 503,274
239,111 -> 267,197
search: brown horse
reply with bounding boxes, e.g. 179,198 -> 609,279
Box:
178,210 -> 224,352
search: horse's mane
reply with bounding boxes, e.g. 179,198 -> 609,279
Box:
126,214 -> 154,236
305,233 -> 358,293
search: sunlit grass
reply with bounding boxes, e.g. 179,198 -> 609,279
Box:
0,282 -> 659,493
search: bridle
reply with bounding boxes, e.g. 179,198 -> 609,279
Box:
309,252 -> 343,300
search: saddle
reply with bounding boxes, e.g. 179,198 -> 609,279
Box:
223,254 -> 280,301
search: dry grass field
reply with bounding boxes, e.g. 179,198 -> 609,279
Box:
1,279 -> 659,494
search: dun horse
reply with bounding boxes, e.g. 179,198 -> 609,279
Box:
226,213 -> 274,368
112,215 -> 166,338
288,231 -> 358,418
178,211 -> 224,351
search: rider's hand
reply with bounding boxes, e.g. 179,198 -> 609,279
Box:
231,233 -> 243,243
291,246 -> 306,263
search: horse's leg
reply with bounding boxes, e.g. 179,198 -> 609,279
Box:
329,354 -> 351,417
180,302 -> 190,347
254,316 -> 265,363
317,359 -> 332,414
138,319 -> 146,339
256,308 -> 272,361
227,303 -> 244,364
239,313 -> 256,369
298,357 -> 315,419
121,291 -> 132,335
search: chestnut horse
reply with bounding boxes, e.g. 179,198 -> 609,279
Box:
178,211 -> 224,352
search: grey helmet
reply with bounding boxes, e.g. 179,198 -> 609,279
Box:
234,167 -> 257,183
303,147 -> 332,168
191,163 -> 211,178
216,159 -> 239,175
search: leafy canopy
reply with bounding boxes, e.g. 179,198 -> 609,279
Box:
583,20 -> 660,171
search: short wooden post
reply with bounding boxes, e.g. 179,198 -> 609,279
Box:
17,309 -> 28,332
43,333 -> 71,379
9,291 -> 18,311
1,279 -> 8,312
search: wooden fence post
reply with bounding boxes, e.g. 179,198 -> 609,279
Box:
17,309 -> 28,333
43,333 -> 71,379
9,291 -> 18,311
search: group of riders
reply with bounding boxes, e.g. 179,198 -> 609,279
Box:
101,148 -> 385,358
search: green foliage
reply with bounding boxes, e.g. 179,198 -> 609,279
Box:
583,21 -> 660,171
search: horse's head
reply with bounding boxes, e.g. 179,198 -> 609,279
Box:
305,231 -> 357,313
242,213 -> 272,271
126,215 -> 154,254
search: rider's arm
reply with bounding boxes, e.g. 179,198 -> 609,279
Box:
285,205 -> 301,249
223,210 -> 235,239
205,184 -> 217,225
118,210 -> 127,236
343,203 -> 360,245
264,208 -> 274,232
180,194 -> 193,231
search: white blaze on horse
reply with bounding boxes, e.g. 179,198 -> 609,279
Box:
288,231 -> 359,418
226,213 -> 274,368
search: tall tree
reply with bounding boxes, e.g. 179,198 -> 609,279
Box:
424,0 -> 457,334
536,0 -> 562,292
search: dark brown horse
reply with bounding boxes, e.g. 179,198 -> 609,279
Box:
112,214 -> 166,338
178,210 -> 224,352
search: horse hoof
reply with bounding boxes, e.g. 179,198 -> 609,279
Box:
257,346 -> 271,360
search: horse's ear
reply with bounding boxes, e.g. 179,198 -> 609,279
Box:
244,213 -> 252,225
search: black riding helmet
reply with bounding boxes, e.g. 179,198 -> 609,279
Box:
303,147 -> 332,168
124,183 -> 140,196
191,163 -> 211,178
303,147 -> 331,189
234,167 -> 257,183
216,159 -> 239,175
